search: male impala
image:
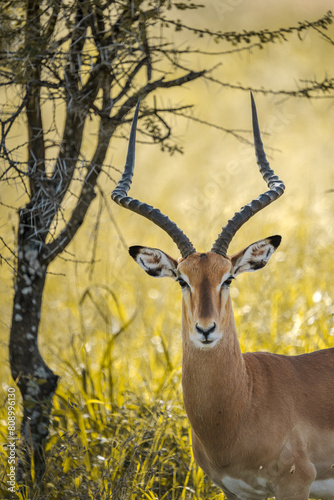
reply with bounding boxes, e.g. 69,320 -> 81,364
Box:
111,95 -> 334,499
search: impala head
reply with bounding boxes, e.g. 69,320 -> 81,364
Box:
111,94 -> 285,349
127,236 -> 281,349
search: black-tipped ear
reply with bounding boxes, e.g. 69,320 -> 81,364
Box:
129,246 -> 144,260
128,246 -> 178,279
268,235 -> 282,249
231,235 -> 281,276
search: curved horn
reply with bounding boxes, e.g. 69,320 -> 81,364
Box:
111,100 -> 196,259
211,93 -> 285,257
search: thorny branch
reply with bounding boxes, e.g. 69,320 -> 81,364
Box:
160,10 -> 334,46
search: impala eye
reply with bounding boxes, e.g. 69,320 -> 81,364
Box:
222,277 -> 234,288
177,278 -> 189,289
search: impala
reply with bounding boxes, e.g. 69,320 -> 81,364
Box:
111,95 -> 334,500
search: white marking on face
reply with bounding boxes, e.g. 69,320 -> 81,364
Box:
189,322 -> 223,350
190,336 -> 221,350
310,478 -> 334,497
177,274 -> 192,290
216,271 -> 233,292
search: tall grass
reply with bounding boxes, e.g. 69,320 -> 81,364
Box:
0,276 -> 224,499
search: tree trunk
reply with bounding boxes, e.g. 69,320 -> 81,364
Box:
9,206 -> 59,488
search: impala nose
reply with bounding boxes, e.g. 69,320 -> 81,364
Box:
195,322 -> 216,339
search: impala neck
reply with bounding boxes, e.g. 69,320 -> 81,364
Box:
181,296 -> 249,445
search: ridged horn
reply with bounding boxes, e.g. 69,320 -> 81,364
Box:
211,92 -> 285,257
111,100 -> 196,259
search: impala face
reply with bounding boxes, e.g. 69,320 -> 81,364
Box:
177,252 -> 233,349
129,236 -> 281,350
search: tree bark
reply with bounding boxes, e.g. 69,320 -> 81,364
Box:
9,206 -> 59,488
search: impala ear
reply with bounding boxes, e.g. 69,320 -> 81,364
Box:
129,246 -> 178,279
231,235 -> 281,276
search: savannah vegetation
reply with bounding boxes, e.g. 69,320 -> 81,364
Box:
1,0 -> 334,498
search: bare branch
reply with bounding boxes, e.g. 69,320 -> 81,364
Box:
44,179 -> 97,263
43,0 -> 62,42
111,69 -> 206,125
25,1 -> 46,197
204,74 -> 334,99
113,57 -> 149,105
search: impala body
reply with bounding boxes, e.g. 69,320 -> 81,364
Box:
111,96 -> 334,499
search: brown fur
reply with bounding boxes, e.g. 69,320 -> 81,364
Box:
178,252 -> 334,500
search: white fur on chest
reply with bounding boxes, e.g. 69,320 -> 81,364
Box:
221,476 -> 269,500
221,476 -> 334,500
310,479 -> 334,498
